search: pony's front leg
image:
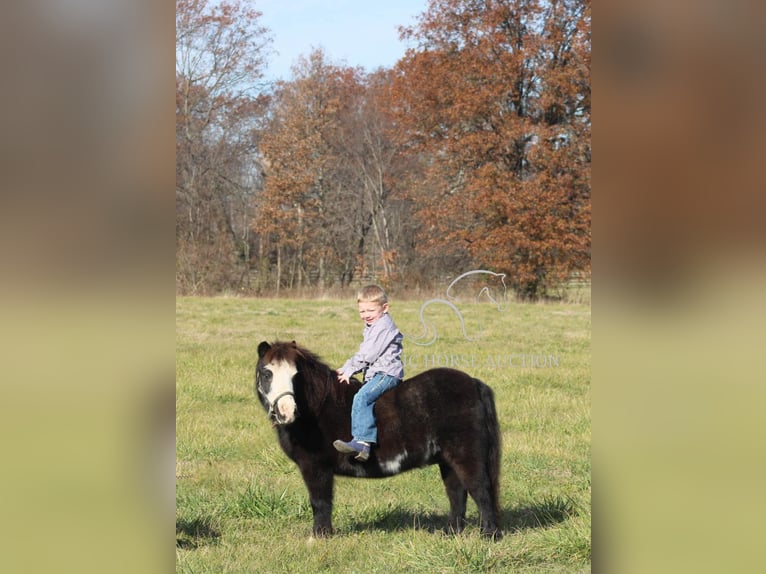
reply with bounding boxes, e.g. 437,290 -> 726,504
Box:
299,463 -> 335,536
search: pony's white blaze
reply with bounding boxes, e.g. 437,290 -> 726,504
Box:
265,359 -> 298,423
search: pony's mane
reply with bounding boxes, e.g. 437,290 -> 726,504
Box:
265,341 -> 342,411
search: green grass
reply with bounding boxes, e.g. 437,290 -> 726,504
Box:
176,295 -> 591,573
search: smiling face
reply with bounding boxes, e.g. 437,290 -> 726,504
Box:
358,301 -> 388,326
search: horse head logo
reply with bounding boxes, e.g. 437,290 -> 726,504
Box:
408,270 -> 508,347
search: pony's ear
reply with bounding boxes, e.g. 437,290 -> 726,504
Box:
257,341 -> 271,358
291,340 -> 297,346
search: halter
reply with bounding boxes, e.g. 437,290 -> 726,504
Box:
267,390 -> 296,421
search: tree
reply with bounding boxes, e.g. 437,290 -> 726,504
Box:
255,50 -> 352,291
255,52 -> 416,292
393,0 -> 590,298
335,69 -> 418,286
176,0 -> 271,294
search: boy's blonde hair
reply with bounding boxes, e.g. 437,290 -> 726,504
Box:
357,284 -> 388,306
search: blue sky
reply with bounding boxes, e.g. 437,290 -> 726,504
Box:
256,0 -> 428,80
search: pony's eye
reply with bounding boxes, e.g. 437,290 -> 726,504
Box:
259,368 -> 272,392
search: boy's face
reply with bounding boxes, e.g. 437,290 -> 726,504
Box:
358,301 -> 388,326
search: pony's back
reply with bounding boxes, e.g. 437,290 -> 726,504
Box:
372,368 -> 500,467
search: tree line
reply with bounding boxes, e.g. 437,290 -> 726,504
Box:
176,0 -> 590,299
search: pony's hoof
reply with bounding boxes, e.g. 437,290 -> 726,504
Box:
482,528 -> 503,541
312,526 -> 334,538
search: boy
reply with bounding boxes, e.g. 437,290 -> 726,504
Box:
333,284 -> 404,461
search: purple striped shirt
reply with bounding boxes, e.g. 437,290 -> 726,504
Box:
340,312 -> 404,382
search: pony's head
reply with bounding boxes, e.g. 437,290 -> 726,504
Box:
255,340 -> 342,425
255,341 -> 300,425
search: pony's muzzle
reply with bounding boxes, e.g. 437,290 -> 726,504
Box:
270,392 -> 298,425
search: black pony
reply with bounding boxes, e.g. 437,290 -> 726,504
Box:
254,340 -> 502,539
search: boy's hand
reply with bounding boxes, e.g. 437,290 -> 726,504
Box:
336,369 -> 349,384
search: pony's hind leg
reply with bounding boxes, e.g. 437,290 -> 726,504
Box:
445,457 -> 503,540
439,462 -> 467,534
469,484 -> 502,540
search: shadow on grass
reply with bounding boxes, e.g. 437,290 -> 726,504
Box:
176,516 -> 222,549
501,496 -> 576,533
348,508 -> 446,534
346,496 -> 576,536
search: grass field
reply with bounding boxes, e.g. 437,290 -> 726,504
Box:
176,294 -> 591,573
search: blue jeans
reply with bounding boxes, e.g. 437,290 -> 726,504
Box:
351,373 -> 400,444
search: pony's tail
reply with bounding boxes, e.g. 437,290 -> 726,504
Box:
477,379 -> 502,524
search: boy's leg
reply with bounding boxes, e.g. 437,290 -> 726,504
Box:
351,373 -> 400,444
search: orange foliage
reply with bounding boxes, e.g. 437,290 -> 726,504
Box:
175,0 -> 590,298
392,0 -> 590,298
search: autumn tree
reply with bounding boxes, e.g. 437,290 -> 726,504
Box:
334,69 -> 419,286
255,50 -> 350,291
176,0 -> 271,294
174,0 -> 590,298
393,0 -> 591,298
255,52 -> 416,291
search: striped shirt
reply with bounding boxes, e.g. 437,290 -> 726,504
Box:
340,312 -> 404,382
